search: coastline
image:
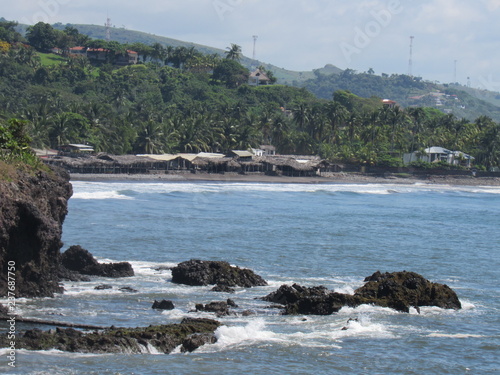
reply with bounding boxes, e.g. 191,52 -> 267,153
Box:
69,172 -> 500,186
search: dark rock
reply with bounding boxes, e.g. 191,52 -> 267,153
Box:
60,245 -> 134,278
94,284 -> 113,290
59,265 -> 91,282
119,286 -> 138,293
211,284 -> 236,293
0,318 -> 221,354
196,301 -> 232,317
262,283 -> 331,305
181,333 -> 217,353
152,300 -> 175,310
226,299 -> 238,308
171,260 -> 267,287
0,166 -> 72,297
353,271 -> 462,313
0,304 -> 9,317
262,271 -> 462,315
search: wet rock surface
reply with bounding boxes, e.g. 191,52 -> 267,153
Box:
60,245 -> 134,278
0,318 -> 221,354
171,259 -> 267,287
263,271 -> 462,315
0,166 -> 72,297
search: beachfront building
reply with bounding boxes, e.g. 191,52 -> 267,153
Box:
403,146 -> 475,168
57,144 -> 94,156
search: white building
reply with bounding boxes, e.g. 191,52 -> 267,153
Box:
403,146 -> 474,167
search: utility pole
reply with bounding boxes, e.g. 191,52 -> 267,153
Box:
252,35 -> 258,60
105,16 -> 112,41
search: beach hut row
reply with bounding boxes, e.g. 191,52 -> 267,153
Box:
44,152 -> 341,177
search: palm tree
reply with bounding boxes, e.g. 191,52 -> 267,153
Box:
135,121 -> 165,154
225,44 -> 242,61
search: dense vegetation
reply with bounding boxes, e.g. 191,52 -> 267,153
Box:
301,69 -> 500,122
1,20 -> 500,170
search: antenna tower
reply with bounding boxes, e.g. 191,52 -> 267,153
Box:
105,17 -> 112,41
408,36 -> 414,77
252,35 -> 258,60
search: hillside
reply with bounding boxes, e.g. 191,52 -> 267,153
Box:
21,22 -> 499,122
300,70 -> 500,122
15,22 -> 321,85
3,19 -> 499,169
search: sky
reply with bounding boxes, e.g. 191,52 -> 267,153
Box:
2,0 -> 500,89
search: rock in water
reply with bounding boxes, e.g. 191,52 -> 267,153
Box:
152,300 -> 175,310
353,271 -> 462,313
60,245 -> 134,278
0,318 -> 221,354
0,166 -> 72,297
262,271 -> 462,315
171,259 -> 267,287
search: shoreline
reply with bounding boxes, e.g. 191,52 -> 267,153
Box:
69,172 -> 500,186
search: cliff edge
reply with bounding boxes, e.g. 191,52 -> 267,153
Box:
0,163 -> 73,297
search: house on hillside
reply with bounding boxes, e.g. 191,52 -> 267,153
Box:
382,99 -> 397,108
248,69 -> 271,86
68,47 -> 138,65
403,146 -> 475,168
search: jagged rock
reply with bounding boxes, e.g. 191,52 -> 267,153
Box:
181,333 -> 217,353
152,300 -> 175,310
60,245 -> 134,278
0,304 -> 9,317
195,301 -> 232,317
171,259 -> 267,287
262,271 -> 462,315
211,284 -> 236,293
0,166 -> 72,297
353,271 -> 462,313
119,286 -> 138,293
58,265 -> 91,282
0,318 -> 221,354
94,284 -> 113,290
262,283 -> 331,305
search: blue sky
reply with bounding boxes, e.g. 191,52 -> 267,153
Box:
3,0 -> 500,89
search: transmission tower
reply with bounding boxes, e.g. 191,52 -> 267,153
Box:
252,35 -> 258,60
408,36 -> 414,77
105,17 -> 112,41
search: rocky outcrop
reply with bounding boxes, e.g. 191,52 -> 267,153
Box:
152,300 -> 175,310
353,271 -> 462,313
0,318 -> 221,354
263,271 -> 462,315
263,284 -> 354,315
171,260 -> 267,287
0,165 -> 72,297
195,299 -> 238,317
60,245 -> 134,278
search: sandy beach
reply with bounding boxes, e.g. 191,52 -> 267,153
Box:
69,172 -> 500,186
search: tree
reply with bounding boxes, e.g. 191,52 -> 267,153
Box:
225,43 -> 242,61
26,22 -> 58,51
212,59 -> 249,88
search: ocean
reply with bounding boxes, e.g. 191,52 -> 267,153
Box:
1,180 -> 499,374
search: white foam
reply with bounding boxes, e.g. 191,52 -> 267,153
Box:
72,191 -> 134,200
211,319 -> 277,349
71,181 -> 500,197
426,333 -> 485,338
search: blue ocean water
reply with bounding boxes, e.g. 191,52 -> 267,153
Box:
1,181 -> 499,374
